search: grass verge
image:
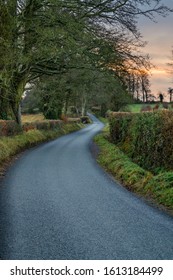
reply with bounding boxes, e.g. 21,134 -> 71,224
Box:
0,123 -> 83,174
94,130 -> 173,214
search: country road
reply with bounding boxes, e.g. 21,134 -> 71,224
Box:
0,115 -> 173,260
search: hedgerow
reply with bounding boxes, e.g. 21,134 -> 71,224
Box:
0,120 -> 63,136
109,111 -> 173,172
0,120 -> 21,136
94,133 -> 152,192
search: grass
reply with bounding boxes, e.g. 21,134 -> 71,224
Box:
21,113 -> 45,122
94,130 -> 173,214
126,104 -> 144,113
98,117 -> 109,124
0,122 -> 84,173
123,103 -> 173,113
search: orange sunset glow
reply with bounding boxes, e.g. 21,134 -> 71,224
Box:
149,67 -> 172,99
138,0 -> 173,100
151,69 -> 167,75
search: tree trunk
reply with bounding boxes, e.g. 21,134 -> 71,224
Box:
0,88 -> 9,120
64,99 -> 68,116
11,102 -> 22,126
10,77 -> 26,126
142,90 -> 145,103
64,92 -> 71,116
81,100 -> 86,116
81,90 -> 87,116
145,90 -> 148,103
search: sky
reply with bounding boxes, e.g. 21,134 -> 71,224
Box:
137,0 -> 173,100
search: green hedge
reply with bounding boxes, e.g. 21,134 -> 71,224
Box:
22,120 -> 63,132
109,111 -> 173,172
0,120 -> 63,136
0,119 -> 84,136
0,120 -> 21,136
109,112 -> 132,144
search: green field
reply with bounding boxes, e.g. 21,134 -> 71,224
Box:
21,113 -> 45,123
123,103 -> 172,113
127,104 -> 144,113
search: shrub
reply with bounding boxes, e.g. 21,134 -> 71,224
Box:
127,112 -> 162,169
67,118 -> 81,123
162,103 -> 169,109
91,106 -> 101,117
22,120 -> 62,132
22,122 -> 37,132
153,104 -> 160,111
0,120 -> 21,136
60,114 -> 68,123
109,110 -> 173,172
109,112 -> 134,144
140,105 -> 152,112
0,119 -> 78,137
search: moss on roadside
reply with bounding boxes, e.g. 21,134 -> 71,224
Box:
94,132 -> 173,213
144,173 -> 173,207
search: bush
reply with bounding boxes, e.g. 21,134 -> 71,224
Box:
109,110 -> 173,172
91,106 -> 101,117
22,122 -> 37,132
140,105 -> 152,112
0,118 -> 84,137
0,120 -> 21,136
109,112 -> 134,144
31,120 -> 62,131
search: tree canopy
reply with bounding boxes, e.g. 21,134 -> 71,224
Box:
0,0 -> 172,123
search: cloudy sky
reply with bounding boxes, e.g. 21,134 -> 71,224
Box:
137,0 -> 173,99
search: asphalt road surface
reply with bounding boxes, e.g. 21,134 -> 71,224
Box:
0,115 -> 173,260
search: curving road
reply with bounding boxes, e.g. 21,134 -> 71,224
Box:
0,115 -> 173,260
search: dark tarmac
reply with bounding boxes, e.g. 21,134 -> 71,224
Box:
0,115 -> 173,259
